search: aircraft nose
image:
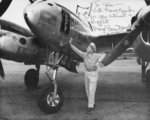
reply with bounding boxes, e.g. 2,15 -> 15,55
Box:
24,4 -> 40,26
24,1 -> 60,30
24,1 -> 61,45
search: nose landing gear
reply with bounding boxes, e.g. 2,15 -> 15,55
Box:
38,81 -> 64,114
38,52 -> 64,114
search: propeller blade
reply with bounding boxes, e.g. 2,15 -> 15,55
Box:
0,0 -> 12,17
101,27 -> 143,66
100,4 -> 150,66
29,0 -> 36,3
0,59 -> 5,79
0,19 -> 34,37
145,0 -> 150,5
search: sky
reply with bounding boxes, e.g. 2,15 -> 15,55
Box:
1,0 -> 30,28
1,0 -> 146,33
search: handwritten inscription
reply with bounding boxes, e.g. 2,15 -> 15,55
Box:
76,1 -> 136,34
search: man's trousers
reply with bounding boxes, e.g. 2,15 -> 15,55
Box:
85,71 -> 98,108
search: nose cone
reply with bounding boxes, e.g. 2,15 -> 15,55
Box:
142,6 -> 150,25
138,6 -> 150,25
23,1 -> 61,46
24,1 -> 60,27
24,3 -> 40,26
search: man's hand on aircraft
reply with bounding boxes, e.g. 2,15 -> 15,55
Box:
69,38 -> 73,44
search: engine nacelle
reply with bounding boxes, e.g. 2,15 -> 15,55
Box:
134,31 -> 150,62
0,30 -> 46,64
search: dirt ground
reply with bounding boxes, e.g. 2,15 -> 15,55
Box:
1,58 -> 150,120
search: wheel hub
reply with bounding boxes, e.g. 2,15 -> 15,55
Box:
47,92 -> 60,107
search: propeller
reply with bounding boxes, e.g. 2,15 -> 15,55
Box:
29,0 -> 36,3
0,0 -> 12,17
145,0 -> 150,5
101,5 -> 150,66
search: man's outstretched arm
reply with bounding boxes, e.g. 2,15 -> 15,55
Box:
69,40 -> 86,58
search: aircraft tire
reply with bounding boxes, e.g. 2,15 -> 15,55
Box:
146,69 -> 150,88
38,85 -> 64,114
24,69 -> 39,88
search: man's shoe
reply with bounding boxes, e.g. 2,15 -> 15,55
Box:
86,107 -> 94,114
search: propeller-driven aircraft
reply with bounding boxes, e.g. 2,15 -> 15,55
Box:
1,0 -> 150,114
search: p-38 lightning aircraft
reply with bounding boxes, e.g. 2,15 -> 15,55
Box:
1,0 -> 150,114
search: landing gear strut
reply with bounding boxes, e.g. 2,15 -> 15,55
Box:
141,60 -> 150,88
24,65 -> 40,89
38,52 -> 64,114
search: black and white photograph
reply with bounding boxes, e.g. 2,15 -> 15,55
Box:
0,0 -> 150,120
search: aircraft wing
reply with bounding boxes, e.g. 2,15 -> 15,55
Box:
89,29 -> 141,67
91,32 -> 129,53
70,31 -> 130,62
